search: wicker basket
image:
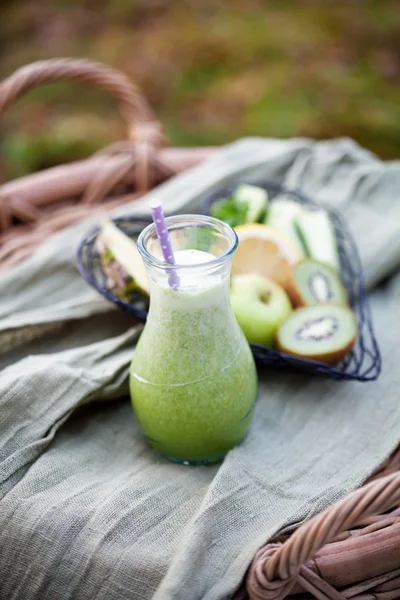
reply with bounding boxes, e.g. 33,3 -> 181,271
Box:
75,192 -> 381,382
0,58 -> 215,269
0,59 -> 398,600
243,449 -> 400,600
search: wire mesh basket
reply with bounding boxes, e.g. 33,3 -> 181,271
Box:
77,182 -> 381,382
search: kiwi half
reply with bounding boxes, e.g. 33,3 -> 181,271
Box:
276,304 -> 357,365
287,259 -> 348,307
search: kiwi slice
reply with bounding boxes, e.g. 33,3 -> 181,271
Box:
287,259 -> 348,307
276,304 -> 357,365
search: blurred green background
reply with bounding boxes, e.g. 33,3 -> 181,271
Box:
1,0 -> 400,181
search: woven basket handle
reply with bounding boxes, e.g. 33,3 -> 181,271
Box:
0,58 -> 165,145
247,470 -> 400,599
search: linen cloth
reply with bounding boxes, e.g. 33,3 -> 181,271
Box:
0,137 -> 400,600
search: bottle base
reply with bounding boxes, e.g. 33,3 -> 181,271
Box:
143,421 -> 253,466
163,454 -> 226,466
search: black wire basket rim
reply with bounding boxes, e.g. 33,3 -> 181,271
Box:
76,181 -> 382,382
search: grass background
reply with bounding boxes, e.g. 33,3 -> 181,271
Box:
1,0 -> 399,180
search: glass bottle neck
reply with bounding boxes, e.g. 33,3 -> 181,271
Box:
146,260 -> 232,312
137,213 -> 238,322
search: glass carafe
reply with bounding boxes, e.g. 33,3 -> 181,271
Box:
130,215 -> 257,465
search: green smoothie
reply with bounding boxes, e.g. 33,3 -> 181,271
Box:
130,249 -> 257,464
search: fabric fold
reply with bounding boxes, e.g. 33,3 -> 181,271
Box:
0,137 -> 400,600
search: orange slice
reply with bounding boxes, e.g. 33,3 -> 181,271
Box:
233,224 -> 302,288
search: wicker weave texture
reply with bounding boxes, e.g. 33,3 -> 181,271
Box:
243,449 -> 400,600
0,58 -> 215,269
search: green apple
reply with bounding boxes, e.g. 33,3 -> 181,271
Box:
230,274 -> 292,346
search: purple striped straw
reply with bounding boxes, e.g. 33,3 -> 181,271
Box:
148,199 -> 180,289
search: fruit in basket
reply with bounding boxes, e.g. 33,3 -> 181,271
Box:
211,184 -> 268,227
265,197 -> 306,255
295,209 -> 340,271
232,223 -> 302,288
96,219 -> 149,299
276,304 -> 357,365
230,274 -> 292,347
287,259 -> 348,307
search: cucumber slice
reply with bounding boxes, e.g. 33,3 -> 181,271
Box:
265,197 -> 305,255
295,209 -> 340,271
233,184 -> 268,223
